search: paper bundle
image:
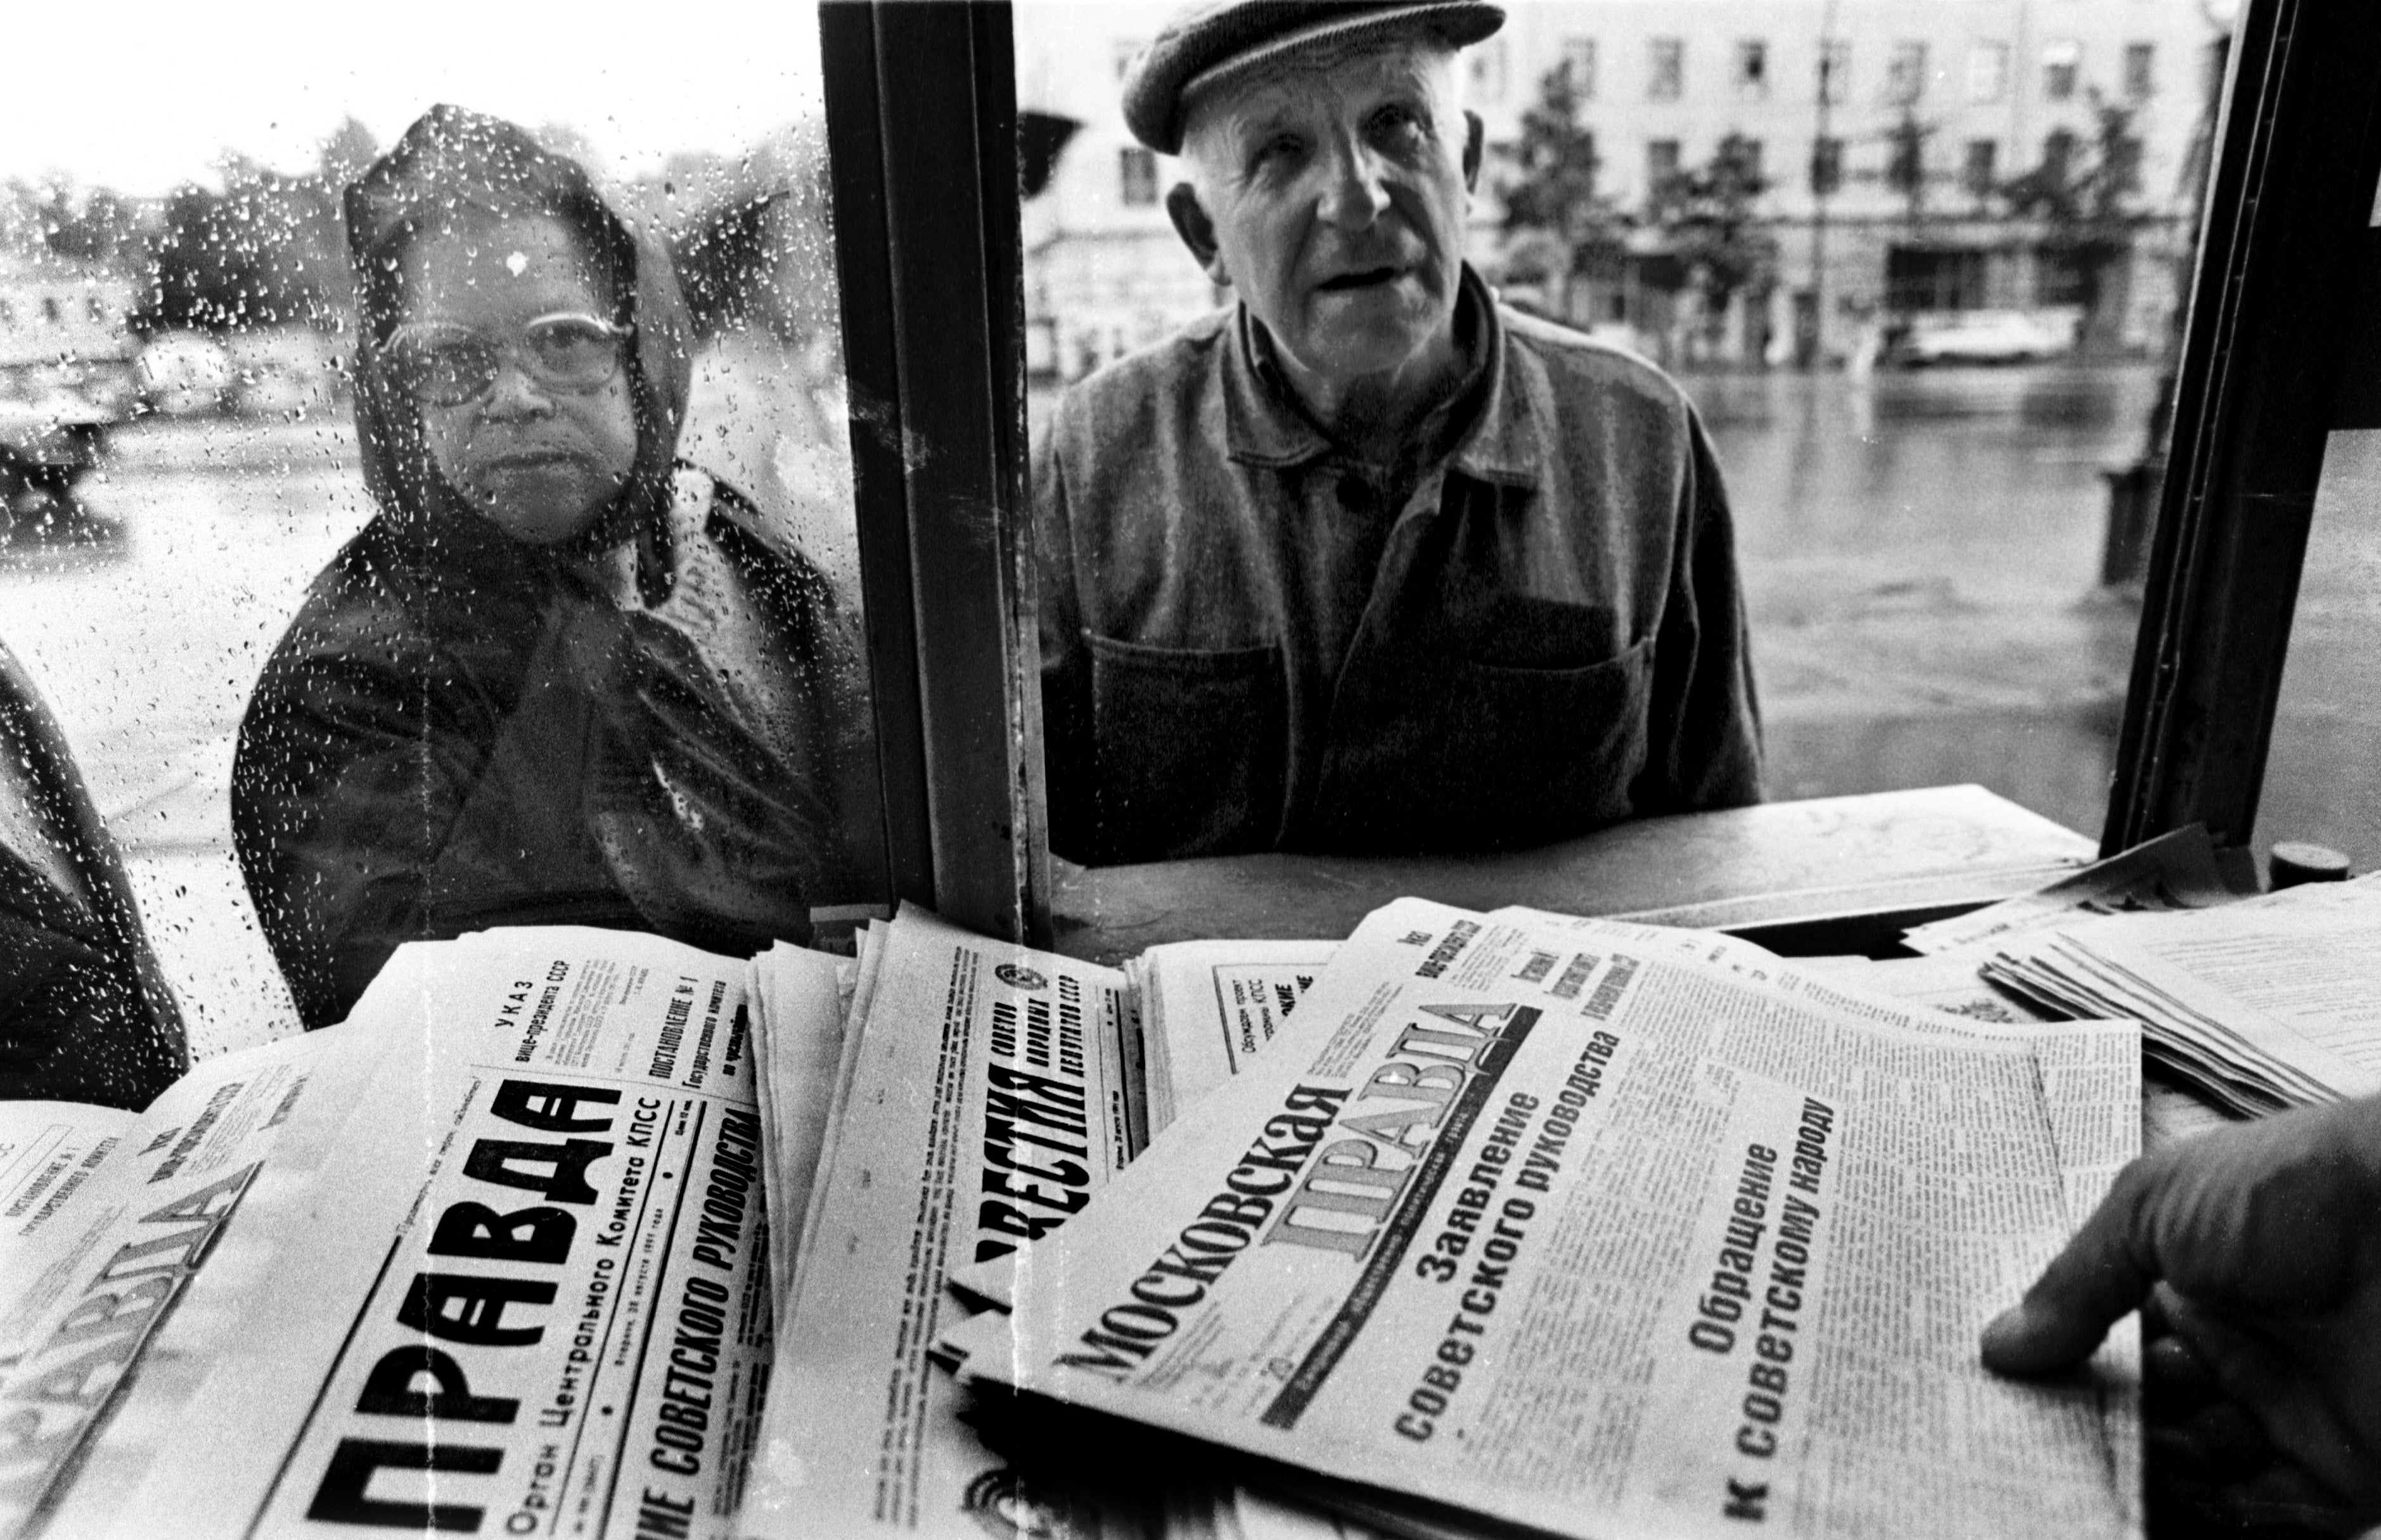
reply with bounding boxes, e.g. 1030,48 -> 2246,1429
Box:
930,899 -> 2143,1540
0,926 -> 781,1540
1984,874 -> 2381,1116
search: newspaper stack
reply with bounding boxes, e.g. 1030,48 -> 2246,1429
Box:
0,925 -> 784,1540
742,939 -> 850,1336
1900,825 -> 2253,957
1982,873 -> 2381,1117
935,898 -> 2145,1540
1127,941 -> 1336,1134
1875,827 -> 2254,1148
738,906 -> 1352,1539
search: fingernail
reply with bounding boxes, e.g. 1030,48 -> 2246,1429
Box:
1979,1306 -> 2025,1358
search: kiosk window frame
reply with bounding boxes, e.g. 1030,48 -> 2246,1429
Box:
819,1 -> 1048,944
2105,0 -> 2381,857
817,0 -> 2381,947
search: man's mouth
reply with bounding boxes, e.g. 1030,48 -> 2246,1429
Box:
1316,266 -> 1401,292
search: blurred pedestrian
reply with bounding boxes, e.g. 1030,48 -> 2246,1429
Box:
0,638 -> 184,1107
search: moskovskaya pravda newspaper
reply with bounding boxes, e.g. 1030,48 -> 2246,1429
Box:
943,898 -> 2139,1540
91,927 -> 775,1540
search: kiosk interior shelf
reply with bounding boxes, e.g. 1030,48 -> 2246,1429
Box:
1053,783 -> 2099,965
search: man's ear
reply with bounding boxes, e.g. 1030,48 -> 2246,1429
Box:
1166,182 -> 1232,287
1461,110 -> 1484,192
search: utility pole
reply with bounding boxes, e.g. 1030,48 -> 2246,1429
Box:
2012,0 -> 2032,311
1807,0 -> 1840,366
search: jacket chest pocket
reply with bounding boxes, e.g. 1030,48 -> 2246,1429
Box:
1427,634 -> 1655,848
1084,632 -> 1285,863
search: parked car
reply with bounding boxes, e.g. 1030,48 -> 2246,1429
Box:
0,267 -> 138,525
136,331 -> 235,417
1892,309 -> 2081,367
0,390 -> 109,525
225,327 -> 343,418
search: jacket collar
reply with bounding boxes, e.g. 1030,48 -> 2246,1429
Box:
1219,263 -> 1546,491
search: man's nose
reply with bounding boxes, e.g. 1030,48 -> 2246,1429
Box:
1316,138 -> 1390,229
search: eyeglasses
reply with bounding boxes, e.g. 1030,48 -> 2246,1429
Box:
382,312 -> 630,407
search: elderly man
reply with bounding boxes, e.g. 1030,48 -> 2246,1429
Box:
1034,0 -> 1761,867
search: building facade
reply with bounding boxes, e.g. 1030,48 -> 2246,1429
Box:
1015,3 -> 1216,380
1014,0 -> 2223,376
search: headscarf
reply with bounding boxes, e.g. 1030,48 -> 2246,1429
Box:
344,105 -> 694,598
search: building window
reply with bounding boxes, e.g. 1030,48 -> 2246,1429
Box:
2043,40 -> 2082,103
2043,128 -> 2079,183
1963,139 -> 1998,196
1887,246 -> 1989,312
1470,37 -> 1509,103
1888,41 -> 1929,105
2105,132 -> 2144,196
1734,138 -> 1764,184
1817,41 -> 1850,105
1735,40 -> 1769,102
1811,136 -> 1845,195
1562,37 -> 1597,99
1648,38 -> 1684,102
1647,138 -> 1683,195
1967,42 -> 2010,104
1888,131 -> 1925,195
1118,147 -> 1157,207
2124,42 -> 2155,101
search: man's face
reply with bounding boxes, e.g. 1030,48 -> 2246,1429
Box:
1175,38 -> 1475,394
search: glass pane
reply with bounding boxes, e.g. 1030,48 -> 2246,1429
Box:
2261,428 -> 2381,873
0,3 -> 875,1087
2257,179 -> 2381,874
1017,0 -> 2224,869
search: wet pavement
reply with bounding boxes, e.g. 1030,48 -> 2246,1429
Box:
1688,362 -> 2158,839
2,357 -> 2166,1052
4,416 -> 367,1053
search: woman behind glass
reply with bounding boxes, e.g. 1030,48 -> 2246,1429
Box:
234,106 -> 878,1029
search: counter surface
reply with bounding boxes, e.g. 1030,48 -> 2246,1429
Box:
1051,784 -> 2097,965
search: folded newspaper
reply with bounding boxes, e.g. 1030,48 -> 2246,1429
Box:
1899,825 -> 2253,956
0,1021 -> 387,1539
0,924 -> 826,1540
1983,871 -> 2381,1115
935,898 -> 2141,1540
1797,951 -> 2233,1153
738,907 -> 1337,1538
0,892 -> 2157,1540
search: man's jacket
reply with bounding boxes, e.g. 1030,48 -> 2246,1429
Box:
1036,273 -> 1762,866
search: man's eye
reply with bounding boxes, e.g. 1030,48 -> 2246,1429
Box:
1371,106 -> 1427,147
1252,134 -> 1303,171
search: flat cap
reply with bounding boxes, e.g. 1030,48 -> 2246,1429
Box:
1123,1 -> 1505,155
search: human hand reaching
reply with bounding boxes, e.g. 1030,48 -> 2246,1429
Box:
1980,1095 -> 2381,1506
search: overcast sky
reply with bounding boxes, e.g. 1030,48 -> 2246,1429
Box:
2,0 -> 827,195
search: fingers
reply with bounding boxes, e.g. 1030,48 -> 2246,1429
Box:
2162,1290 -> 2381,1506
2145,1331 -> 2221,1408
1981,1161 -> 2165,1375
